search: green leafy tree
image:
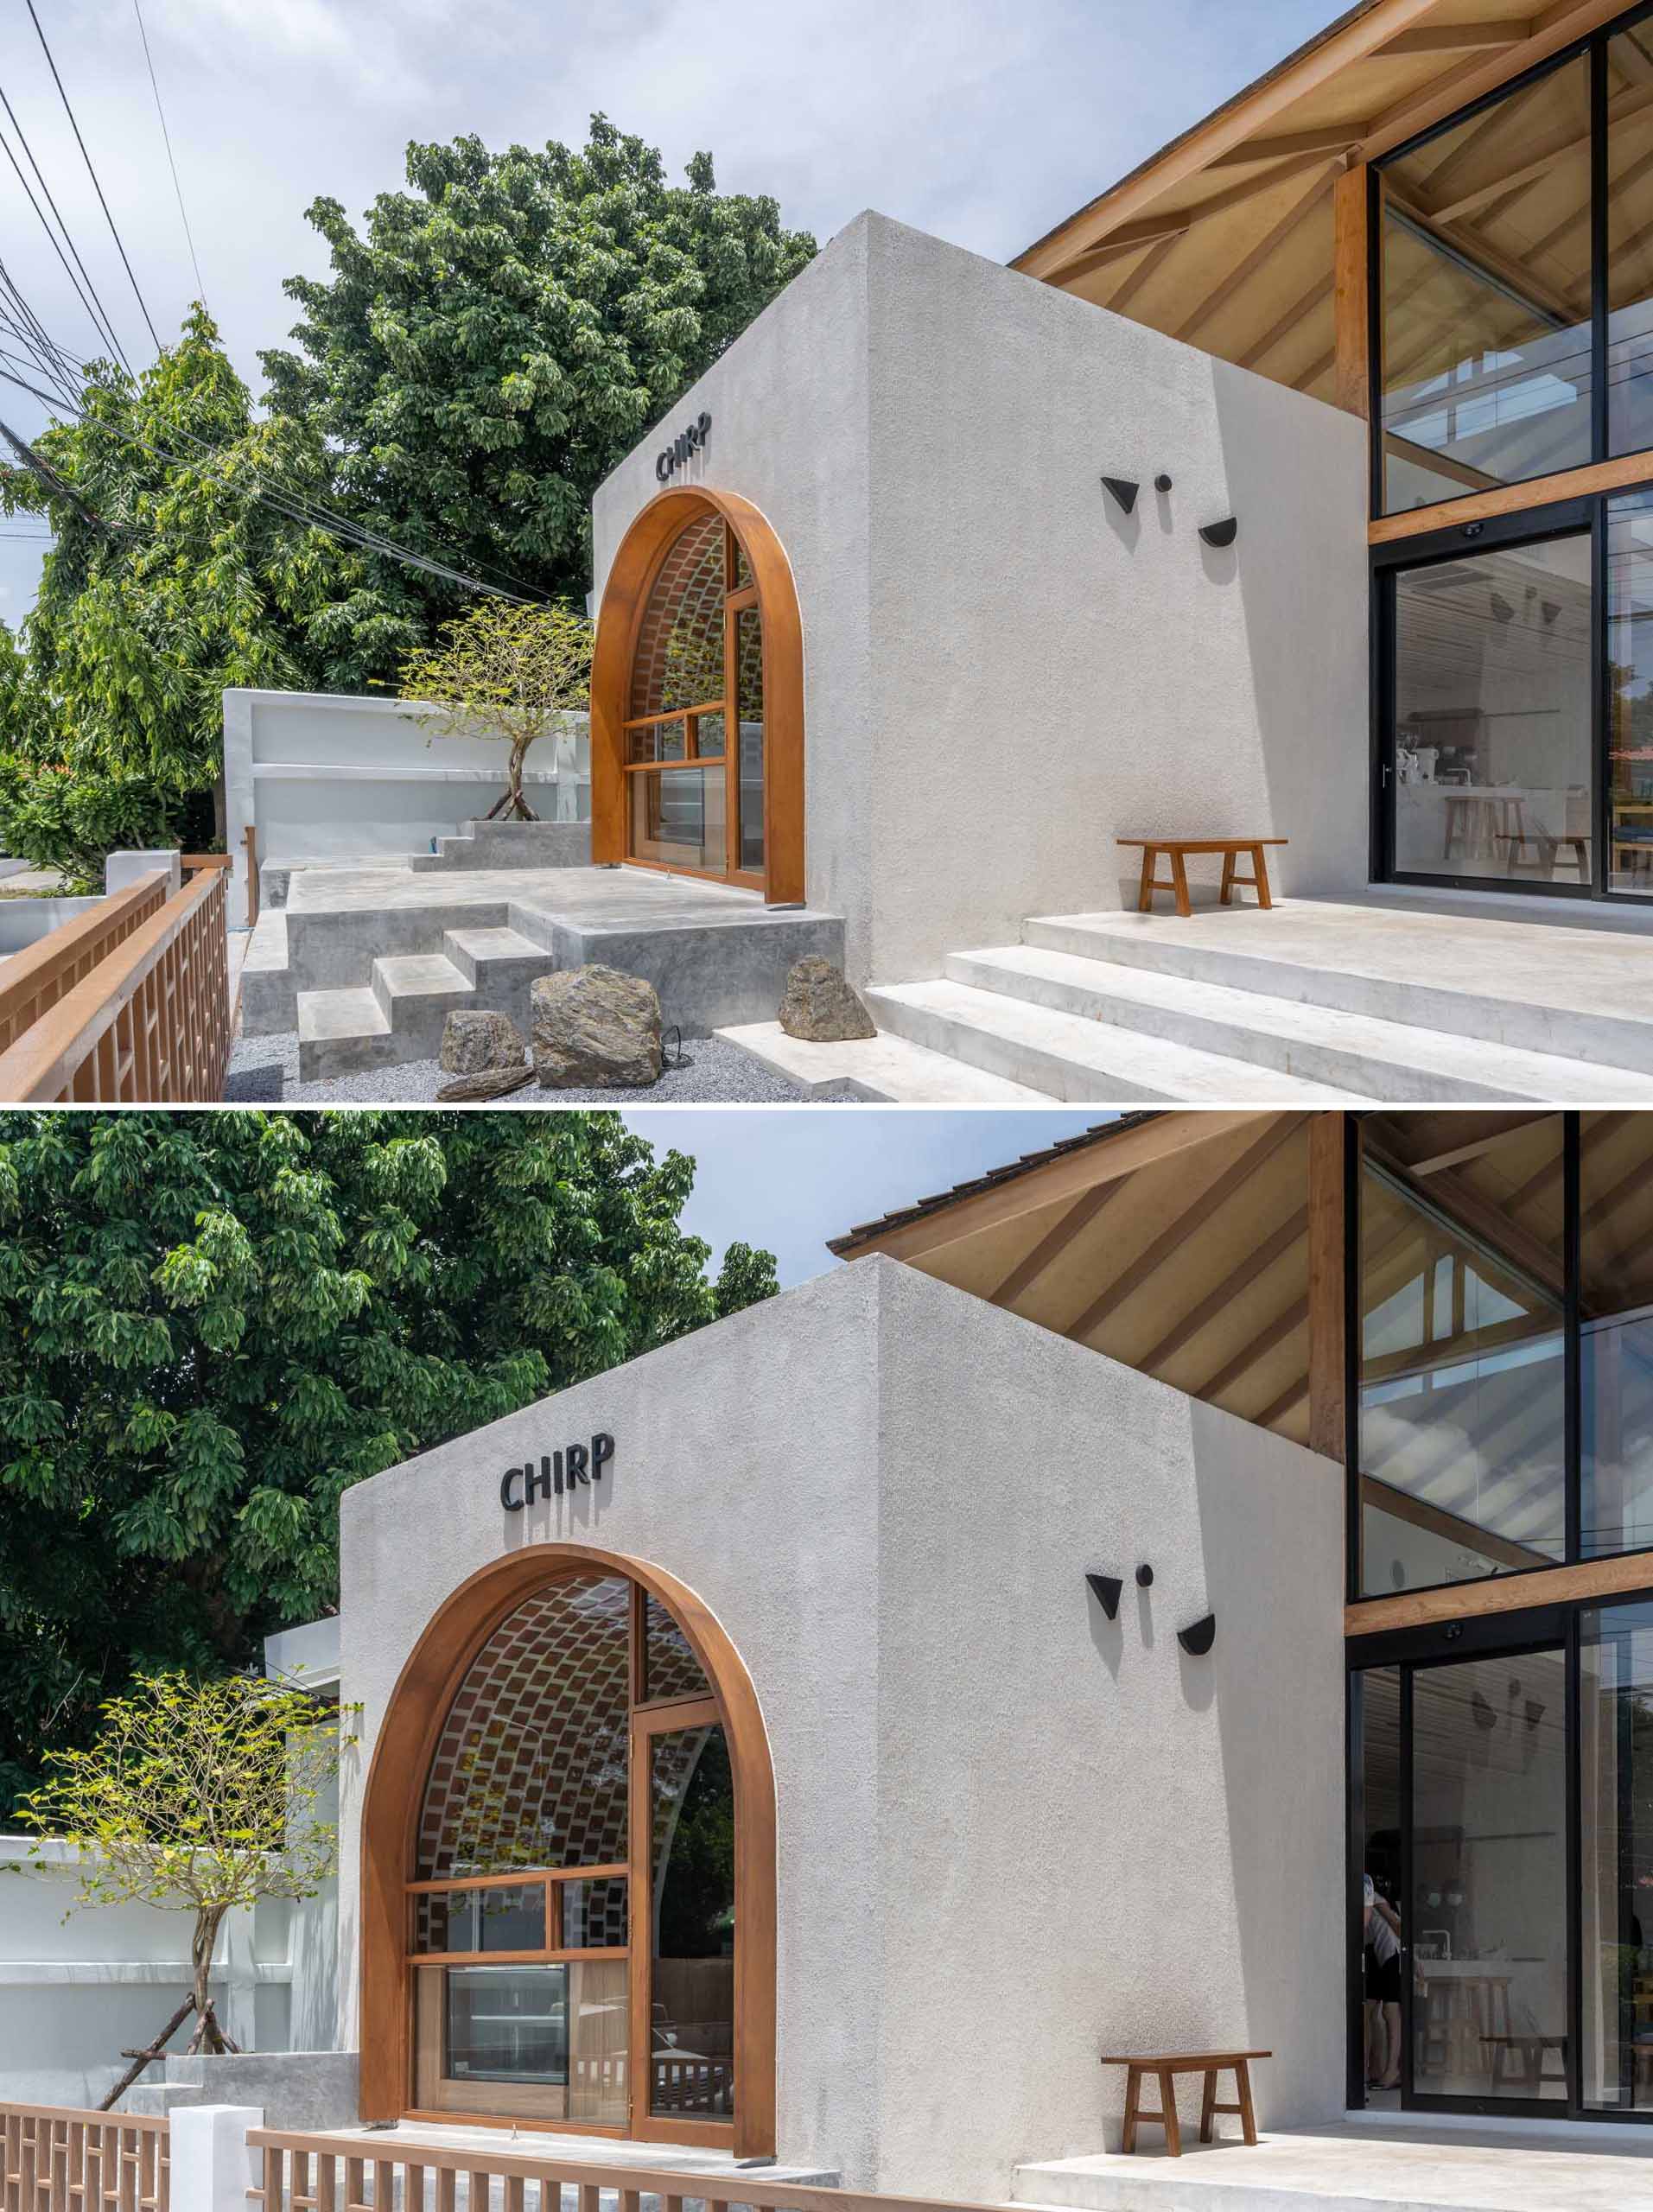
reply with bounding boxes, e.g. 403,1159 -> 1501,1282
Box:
262,118 -> 815,652
18,1671 -> 349,2084
0,1110 -> 778,1817
399,598 -> 593,820
0,307 -> 413,821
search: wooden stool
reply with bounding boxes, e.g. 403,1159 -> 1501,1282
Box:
1101,2050 -> 1270,2156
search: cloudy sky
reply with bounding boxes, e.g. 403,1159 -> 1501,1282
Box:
0,0 -> 1335,616
625,1106 -> 1107,1285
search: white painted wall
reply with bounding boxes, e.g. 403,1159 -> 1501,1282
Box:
222,691 -> 591,923
339,1255 -> 1345,2197
0,1839 -> 334,2107
592,210 -> 1370,984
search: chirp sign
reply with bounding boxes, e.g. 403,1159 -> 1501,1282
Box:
499,1433 -> 615,1510
656,411 -> 712,483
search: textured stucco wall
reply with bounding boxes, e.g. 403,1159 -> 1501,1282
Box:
591,210 -> 1368,985
338,1255 -> 1345,2196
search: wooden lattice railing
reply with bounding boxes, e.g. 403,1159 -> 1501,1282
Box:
0,2102 -> 169,2211
247,2139 -> 994,2212
0,864 -> 231,1103
0,870 -> 171,1056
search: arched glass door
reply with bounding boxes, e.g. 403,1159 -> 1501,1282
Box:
623,512 -> 764,890
405,1570 -> 737,2138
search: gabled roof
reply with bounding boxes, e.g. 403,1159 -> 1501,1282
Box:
1014,0 -> 1630,409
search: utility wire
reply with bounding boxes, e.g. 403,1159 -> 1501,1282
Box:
0,363 -> 541,601
0,100 -> 130,372
131,0 -> 204,308
23,0 -> 160,353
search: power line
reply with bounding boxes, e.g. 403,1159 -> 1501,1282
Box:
23,0 -> 160,353
0,94 -> 130,372
131,0 -> 204,308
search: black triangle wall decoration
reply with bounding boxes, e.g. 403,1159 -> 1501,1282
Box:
1086,1571 -> 1123,1620
1100,476 -> 1140,514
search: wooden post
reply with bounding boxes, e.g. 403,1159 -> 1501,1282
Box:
1333,164 -> 1370,419
1307,1115 -> 1351,1461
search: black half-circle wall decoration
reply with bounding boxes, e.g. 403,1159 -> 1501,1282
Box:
1085,1571 -> 1123,1620
1177,1611 -> 1217,1657
1101,475 -> 1140,514
1198,517 -> 1238,549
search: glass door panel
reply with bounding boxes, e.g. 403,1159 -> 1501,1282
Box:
1580,1599 -> 1653,2111
1409,1650 -> 1568,2105
1389,533 -> 1593,886
645,1717 -> 735,2120
734,606 -> 764,875
1607,491 -> 1653,893
630,766 -> 728,872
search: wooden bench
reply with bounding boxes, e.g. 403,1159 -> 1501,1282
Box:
1100,2050 -> 1269,2156
1117,838 -> 1287,918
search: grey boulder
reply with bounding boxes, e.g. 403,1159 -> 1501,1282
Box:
440,1009 -> 526,1075
436,1065 -> 537,1103
531,965 -> 663,1090
778,956 -> 876,1042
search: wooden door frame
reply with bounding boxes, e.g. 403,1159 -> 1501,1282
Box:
358,1542 -> 778,2157
592,486 -> 804,905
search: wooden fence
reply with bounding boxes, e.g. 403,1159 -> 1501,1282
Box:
0,2101 -> 169,2211
0,865 -> 231,1103
245,2139 -> 998,2212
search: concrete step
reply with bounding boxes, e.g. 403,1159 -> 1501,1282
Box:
947,944 -> 1653,1103
238,911 -> 296,1035
296,987 -> 393,1082
1022,906 -> 1653,1074
865,980 -> 1369,1103
371,953 -> 476,1058
715,1020 -> 1054,1101
445,925 -> 553,1031
410,820 -> 590,872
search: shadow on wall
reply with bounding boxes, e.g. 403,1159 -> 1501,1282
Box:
1191,1400 -> 1347,2138
1211,363 -> 1370,903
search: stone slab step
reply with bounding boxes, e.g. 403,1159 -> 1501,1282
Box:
947,944 -> 1653,1103
444,925 -> 553,1033
1022,905 -> 1653,1074
865,981 -> 1368,1103
716,1020 -> 1052,1101
371,954 -> 477,1060
296,987 -> 393,1083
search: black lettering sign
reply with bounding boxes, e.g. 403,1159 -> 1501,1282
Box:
500,1435 -> 614,1511
655,410 -> 712,484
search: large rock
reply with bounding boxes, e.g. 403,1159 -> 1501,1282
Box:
436,1065 -> 536,1103
778,956 -> 876,1042
440,1009 -> 525,1075
531,965 -> 663,1090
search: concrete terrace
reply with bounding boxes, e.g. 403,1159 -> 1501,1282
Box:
238,861 -> 847,1083
1014,2116 -> 1653,2212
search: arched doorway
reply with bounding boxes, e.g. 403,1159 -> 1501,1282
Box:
591,488 -> 804,905
359,1546 -> 777,2154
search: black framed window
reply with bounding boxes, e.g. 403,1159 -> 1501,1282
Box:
1374,7 -> 1653,521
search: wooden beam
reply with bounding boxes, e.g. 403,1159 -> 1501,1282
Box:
1389,1112 -> 1551,1179
1016,0 -> 1452,278
1333,165 -> 1371,417
1307,1116 -> 1349,1459
1210,125 -> 1370,168
1065,1116 -> 1304,1345
1363,0 -> 1640,162
1346,1547 -> 1653,1635
1239,276 -> 1332,369
1367,1141 -> 1563,1303
1137,1206 -> 1308,1373
1385,184 -> 1579,327
1360,1473 -> 1554,1573
1068,146 -> 1347,275
989,1175 -> 1124,1308
1376,24 -> 1531,55
1104,231 -> 1186,317
1175,162 -> 1339,344
1370,448 -> 1653,543
835,1111 -> 1277,1265
1198,1294 -> 1308,1404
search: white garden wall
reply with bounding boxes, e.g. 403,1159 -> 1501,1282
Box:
0,1838 -> 336,2107
222,691 -> 591,925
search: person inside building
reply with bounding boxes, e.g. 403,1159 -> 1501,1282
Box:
1364,1873 -> 1404,2093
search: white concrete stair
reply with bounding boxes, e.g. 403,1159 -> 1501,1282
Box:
715,1020 -> 1053,1101
945,944 -> 1653,1103
296,986 -> 392,1080
865,980 -> 1369,1103
372,954 -> 476,1058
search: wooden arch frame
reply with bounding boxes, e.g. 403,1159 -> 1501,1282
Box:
358,1542 -> 779,2157
591,486 -> 804,905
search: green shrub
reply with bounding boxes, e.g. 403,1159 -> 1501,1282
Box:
0,758 -> 194,894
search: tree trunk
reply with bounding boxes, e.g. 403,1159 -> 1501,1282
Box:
507,738 -> 537,821
189,1906 -> 227,2048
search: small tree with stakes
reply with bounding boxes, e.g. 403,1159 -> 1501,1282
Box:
398,598 -> 594,823
16,1669 -> 350,2106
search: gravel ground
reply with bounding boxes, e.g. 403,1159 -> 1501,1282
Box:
225,1030 -> 854,1105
